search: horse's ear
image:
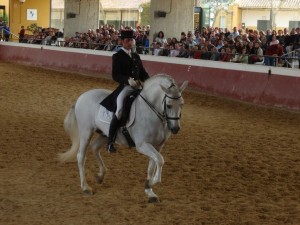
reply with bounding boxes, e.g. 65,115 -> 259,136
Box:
160,84 -> 171,95
179,81 -> 189,92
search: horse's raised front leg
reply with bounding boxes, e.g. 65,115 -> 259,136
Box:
136,143 -> 164,203
90,134 -> 107,184
147,159 -> 156,180
77,129 -> 93,195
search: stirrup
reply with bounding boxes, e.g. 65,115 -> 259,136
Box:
107,143 -> 117,153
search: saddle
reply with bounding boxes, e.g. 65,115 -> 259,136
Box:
97,89 -> 141,148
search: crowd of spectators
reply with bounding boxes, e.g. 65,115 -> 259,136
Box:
2,19 -> 300,68
18,27 -> 63,46
150,26 -> 300,68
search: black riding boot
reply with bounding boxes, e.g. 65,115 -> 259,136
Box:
107,115 -> 120,153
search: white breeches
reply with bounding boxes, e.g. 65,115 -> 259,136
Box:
115,85 -> 135,120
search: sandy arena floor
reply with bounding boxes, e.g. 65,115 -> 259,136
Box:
0,62 -> 300,225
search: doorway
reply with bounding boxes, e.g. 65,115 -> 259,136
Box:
0,5 -> 5,20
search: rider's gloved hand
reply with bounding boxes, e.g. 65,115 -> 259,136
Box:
128,77 -> 138,88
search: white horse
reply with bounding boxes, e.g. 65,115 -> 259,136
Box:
59,74 -> 188,203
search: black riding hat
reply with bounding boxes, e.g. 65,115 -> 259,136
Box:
119,30 -> 135,39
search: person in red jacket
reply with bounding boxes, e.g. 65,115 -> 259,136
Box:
19,26 -> 25,43
264,42 -> 284,66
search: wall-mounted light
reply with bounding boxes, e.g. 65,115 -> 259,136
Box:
19,0 -> 26,4
156,11 -> 167,18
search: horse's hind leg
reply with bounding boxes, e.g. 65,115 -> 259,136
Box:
90,134 -> 107,184
77,129 -> 94,195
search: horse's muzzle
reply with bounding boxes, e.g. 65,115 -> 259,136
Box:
170,126 -> 180,134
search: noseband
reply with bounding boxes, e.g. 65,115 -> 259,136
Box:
162,94 -> 182,121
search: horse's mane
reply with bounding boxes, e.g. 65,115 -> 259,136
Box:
143,73 -> 176,90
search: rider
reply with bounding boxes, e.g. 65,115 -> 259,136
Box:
101,29 -> 149,153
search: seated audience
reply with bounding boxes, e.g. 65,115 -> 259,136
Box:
248,41 -> 264,64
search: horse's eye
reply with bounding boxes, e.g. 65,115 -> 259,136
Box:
166,105 -> 172,109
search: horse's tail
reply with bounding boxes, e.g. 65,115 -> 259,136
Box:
58,105 -> 79,162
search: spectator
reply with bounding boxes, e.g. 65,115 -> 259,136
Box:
179,32 -> 187,44
266,29 -> 272,43
215,39 -> 224,51
248,41 -> 264,64
3,23 -> 10,41
230,48 -> 239,62
234,39 -> 243,54
145,25 -> 150,35
237,47 -> 249,63
283,28 -> 289,36
204,39 -> 215,52
277,29 -> 285,44
50,31 -> 58,46
153,42 -> 162,56
247,41 -> 255,55
200,46 -> 211,60
190,45 -> 201,59
176,43 -> 189,58
232,26 -> 239,38
155,31 -> 167,46
55,29 -> 64,47
210,46 -> 220,61
260,36 -> 268,54
160,43 -> 170,56
186,32 -> 197,47
241,33 -> 250,43
21,34 -> 29,43
265,41 -> 284,66
143,34 -> 150,54
111,36 -> 122,52
219,47 -> 232,62
269,34 -> 279,46
170,37 -> 179,47
19,26 -> 25,43
194,30 -> 201,44
169,43 -> 180,57
238,28 -> 243,36
134,30 -> 143,53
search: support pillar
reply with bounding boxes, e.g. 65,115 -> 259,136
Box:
64,0 -> 99,38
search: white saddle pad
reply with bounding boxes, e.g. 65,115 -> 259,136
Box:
97,101 -> 136,128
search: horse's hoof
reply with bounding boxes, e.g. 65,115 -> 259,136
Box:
95,175 -> 104,184
148,197 -> 160,203
83,189 -> 94,195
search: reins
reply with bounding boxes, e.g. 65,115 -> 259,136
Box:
139,94 -> 165,121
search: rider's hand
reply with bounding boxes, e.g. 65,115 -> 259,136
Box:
128,77 -> 137,88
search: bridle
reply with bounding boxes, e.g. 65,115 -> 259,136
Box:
139,84 -> 182,122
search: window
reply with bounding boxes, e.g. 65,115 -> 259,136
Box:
220,16 -> 226,29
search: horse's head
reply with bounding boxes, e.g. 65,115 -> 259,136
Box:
160,80 -> 188,134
